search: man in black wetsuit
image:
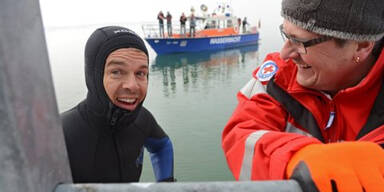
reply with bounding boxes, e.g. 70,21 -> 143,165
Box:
61,26 -> 175,183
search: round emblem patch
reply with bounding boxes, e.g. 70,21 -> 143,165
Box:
256,60 -> 278,82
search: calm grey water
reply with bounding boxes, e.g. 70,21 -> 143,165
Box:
45,23 -> 281,182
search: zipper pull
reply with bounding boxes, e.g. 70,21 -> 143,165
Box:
325,111 -> 335,130
110,111 -> 118,127
324,100 -> 335,130
109,107 -> 121,128
107,102 -> 121,127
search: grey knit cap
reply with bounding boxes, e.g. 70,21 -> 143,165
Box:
281,0 -> 384,41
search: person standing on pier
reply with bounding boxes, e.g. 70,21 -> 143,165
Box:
61,26 -> 175,183
222,0 -> 384,191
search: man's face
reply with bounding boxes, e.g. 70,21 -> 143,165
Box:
279,20 -> 359,95
103,48 -> 148,111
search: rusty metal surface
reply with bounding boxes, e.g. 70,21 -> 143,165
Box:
0,0 -> 72,191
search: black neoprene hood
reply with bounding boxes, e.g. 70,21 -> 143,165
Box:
83,26 -> 149,113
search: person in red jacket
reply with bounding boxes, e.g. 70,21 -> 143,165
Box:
222,0 -> 384,191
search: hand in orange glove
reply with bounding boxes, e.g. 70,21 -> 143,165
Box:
286,142 -> 384,192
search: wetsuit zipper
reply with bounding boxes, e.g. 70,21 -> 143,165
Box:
110,109 -> 123,181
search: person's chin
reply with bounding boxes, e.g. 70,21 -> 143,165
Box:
297,71 -> 317,86
297,76 -> 314,89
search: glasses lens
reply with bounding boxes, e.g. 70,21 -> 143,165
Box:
279,25 -> 287,42
279,24 -> 307,54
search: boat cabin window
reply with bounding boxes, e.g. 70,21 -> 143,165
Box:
210,20 -> 217,28
218,20 -> 224,29
227,19 -> 233,27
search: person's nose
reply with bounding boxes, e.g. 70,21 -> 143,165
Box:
280,41 -> 300,61
121,74 -> 139,91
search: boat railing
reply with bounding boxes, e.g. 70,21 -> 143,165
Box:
142,23 -> 162,38
143,22 -> 210,38
142,22 -> 257,39
142,23 -> 187,38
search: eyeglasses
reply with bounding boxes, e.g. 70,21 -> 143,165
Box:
279,24 -> 332,54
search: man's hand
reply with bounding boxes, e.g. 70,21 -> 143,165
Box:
286,142 -> 384,192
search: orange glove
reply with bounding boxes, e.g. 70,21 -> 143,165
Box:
286,142 -> 384,192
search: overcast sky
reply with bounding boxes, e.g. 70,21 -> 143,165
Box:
39,0 -> 281,28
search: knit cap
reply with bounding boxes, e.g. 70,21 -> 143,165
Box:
281,0 -> 384,41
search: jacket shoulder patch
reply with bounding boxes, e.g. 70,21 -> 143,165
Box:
256,60 -> 278,82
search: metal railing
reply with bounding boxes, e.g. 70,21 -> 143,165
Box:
55,181 -> 303,192
142,23 -> 195,38
142,22 -> 257,39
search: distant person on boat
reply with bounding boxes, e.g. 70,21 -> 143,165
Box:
222,0 -> 384,191
237,17 -> 241,30
61,26 -> 175,183
242,17 -> 248,33
189,13 -> 196,37
166,11 -> 173,37
157,11 -> 165,37
180,12 -> 187,36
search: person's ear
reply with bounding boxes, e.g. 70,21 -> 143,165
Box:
355,41 -> 375,61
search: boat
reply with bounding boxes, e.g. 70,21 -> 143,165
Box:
142,3 -> 260,55
152,44 -> 259,68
